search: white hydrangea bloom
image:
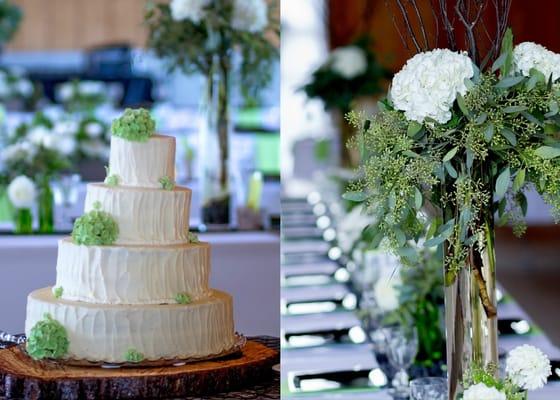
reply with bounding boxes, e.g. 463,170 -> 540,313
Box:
170,0 -> 210,23
53,120 -> 78,136
1,142 -> 37,163
330,46 -> 368,79
463,383 -> 506,400
79,81 -> 104,96
7,176 -> 36,209
81,140 -> 109,159
513,42 -> 560,82
58,83 -> 73,101
336,205 -> 374,253
506,344 -> 551,390
391,49 -> 474,124
28,126 -> 52,147
16,79 -> 33,97
231,0 -> 268,33
84,122 -> 103,138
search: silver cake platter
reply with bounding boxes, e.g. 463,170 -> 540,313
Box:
4,331 -> 247,368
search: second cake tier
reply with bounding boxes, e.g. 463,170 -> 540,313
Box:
84,183 -> 191,245
55,238 -> 210,304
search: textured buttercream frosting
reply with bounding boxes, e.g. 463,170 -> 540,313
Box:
25,288 -> 236,363
84,183 -> 191,245
109,135 -> 175,188
55,238 -> 211,304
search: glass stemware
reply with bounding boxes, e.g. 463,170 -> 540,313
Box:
53,174 -> 81,227
384,326 -> 419,397
410,377 -> 448,400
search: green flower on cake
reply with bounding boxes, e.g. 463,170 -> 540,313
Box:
175,293 -> 192,304
124,348 -> 144,363
52,287 -> 63,299
104,166 -> 119,187
187,232 -> 199,244
111,108 -> 155,142
71,201 -> 118,246
159,176 -> 175,190
26,313 -> 69,360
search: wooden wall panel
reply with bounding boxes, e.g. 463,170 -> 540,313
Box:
7,0 -> 148,50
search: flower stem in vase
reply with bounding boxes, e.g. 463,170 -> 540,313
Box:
14,208 -> 33,234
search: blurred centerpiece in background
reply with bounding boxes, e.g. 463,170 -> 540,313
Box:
146,0 -> 279,228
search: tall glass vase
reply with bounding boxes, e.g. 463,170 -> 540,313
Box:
14,208 -> 32,234
199,53 -> 232,229
444,218 -> 498,400
38,179 -> 54,233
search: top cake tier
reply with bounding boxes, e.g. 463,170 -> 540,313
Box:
109,135 -> 175,188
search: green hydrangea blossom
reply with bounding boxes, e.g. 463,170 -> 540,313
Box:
175,293 -> 192,304
111,108 -> 155,142
104,166 -> 119,187
52,287 -> 63,299
26,313 -> 69,360
159,176 -> 175,190
124,348 -> 144,363
187,232 -> 199,244
72,202 -> 118,246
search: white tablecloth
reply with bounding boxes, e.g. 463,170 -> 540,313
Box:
0,232 -> 279,336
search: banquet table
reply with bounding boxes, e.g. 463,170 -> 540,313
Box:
0,231 -> 279,337
280,195 -> 560,400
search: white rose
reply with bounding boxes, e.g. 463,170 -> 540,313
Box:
16,79 -> 33,97
84,122 -> 103,138
231,0 -> 268,33
79,81 -> 104,96
53,120 -> 78,136
373,276 -> 400,312
513,42 -> 560,82
28,126 -> 52,147
170,0 -> 210,22
330,46 -> 368,79
463,383 -> 506,400
391,49 -> 474,124
58,83 -> 74,101
506,344 -> 551,390
7,176 -> 36,209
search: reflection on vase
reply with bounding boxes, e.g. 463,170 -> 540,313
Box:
444,217 -> 498,400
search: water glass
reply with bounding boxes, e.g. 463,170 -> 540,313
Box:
384,326 -> 418,397
410,377 -> 448,400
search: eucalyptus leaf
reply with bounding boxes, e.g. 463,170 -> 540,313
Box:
534,146 -> 560,159
512,169 -> 526,192
500,128 -> 517,146
407,121 -> 423,137
394,228 -> 406,247
474,113 -> 488,125
466,149 -> 474,170
491,52 -> 507,73
495,76 -> 524,89
343,191 -> 367,202
414,187 -> 423,209
503,105 -> 528,113
443,146 -> 459,162
495,167 -> 511,198
444,161 -> 458,178
456,92 -> 470,117
484,123 -> 494,142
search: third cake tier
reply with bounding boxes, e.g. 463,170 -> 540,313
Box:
55,238 -> 210,304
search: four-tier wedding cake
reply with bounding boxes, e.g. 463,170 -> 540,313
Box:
24,109 -> 237,363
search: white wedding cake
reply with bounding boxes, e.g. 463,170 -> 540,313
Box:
24,109 -> 236,363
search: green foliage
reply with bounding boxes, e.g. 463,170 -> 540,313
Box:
71,202 -> 118,246
26,313 -> 69,360
111,108 -> 155,142
349,29 -> 560,282
104,166 -> 119,187
52,287 -> 63,299
301,37 -> 390,112
464,363 -> 527,400
145,0 -> 279,104
0,1 -> 22,44
175,293 -> 192,305
159,176 -> 175,190
388,249 -> 446,367
188,232 -> 200,244
124,348 -> 144,363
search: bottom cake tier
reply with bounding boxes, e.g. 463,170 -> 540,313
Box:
25,288 -> 236,363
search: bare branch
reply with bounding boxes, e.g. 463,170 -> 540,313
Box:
408,0 -> 430,50
395,0 -> 423,53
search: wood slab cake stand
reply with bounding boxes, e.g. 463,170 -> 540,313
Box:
0,340 -> 278,399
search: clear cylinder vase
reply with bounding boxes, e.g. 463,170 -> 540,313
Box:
14,208 -> 32,234
199,54 -> 232,229
444,220 -> 498,400
38,180 -> 54,233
